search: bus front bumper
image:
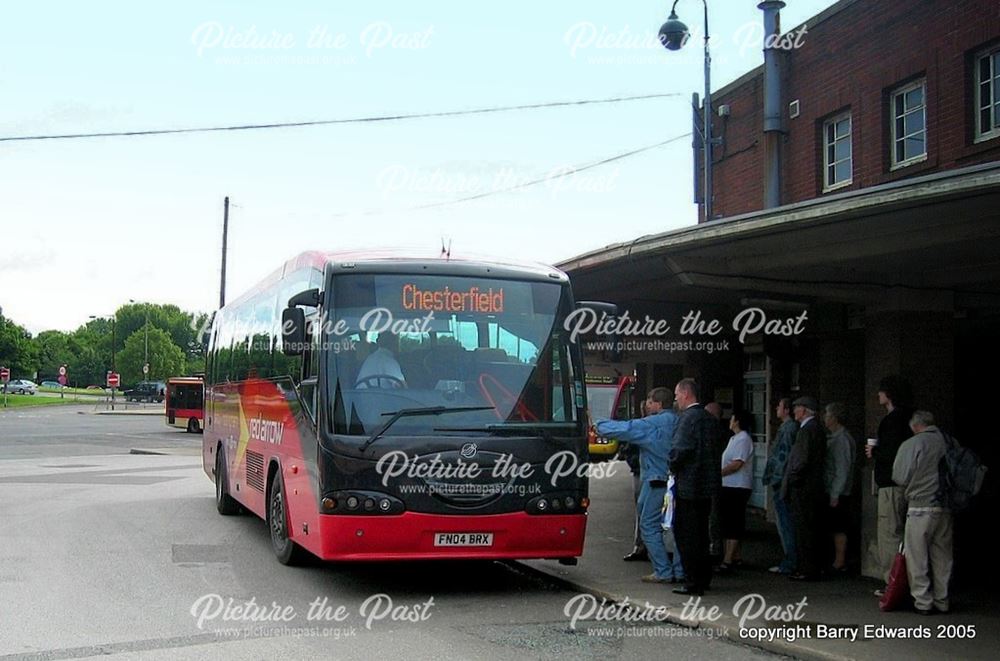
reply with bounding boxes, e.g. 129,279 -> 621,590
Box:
314,511 -> 586,561
588,440 -> 619,458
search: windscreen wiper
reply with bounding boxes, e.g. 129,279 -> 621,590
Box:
434,422 -> 578,440
360,406 -> 495,452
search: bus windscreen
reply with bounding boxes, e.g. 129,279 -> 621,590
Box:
328,275 -> 582,438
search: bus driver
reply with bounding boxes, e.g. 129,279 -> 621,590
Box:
355,332 -> 406,389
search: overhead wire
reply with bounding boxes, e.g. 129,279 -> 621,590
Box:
0,92 -> 681,143
401,133 -> 692,213
314,132 -> 691,217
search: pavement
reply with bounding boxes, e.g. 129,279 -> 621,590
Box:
519,461 -> 998,661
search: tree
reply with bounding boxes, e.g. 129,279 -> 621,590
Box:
69,345 -> 106,388
115,303 -> 200,356
34,330 -> 75,380
74,318 -> 114,377
0,304 -> 208,386
117,325 -> 185,385
0,314 -> 38,378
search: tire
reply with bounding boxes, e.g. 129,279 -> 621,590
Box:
268,471 -> 308,565
215,449 -> 240,515
187,418 -> 200,433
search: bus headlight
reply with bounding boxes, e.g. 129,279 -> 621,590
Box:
323,491 -> 404,515
527,494 -> 583,515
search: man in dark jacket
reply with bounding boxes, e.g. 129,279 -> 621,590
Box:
668,378 -> 722,595
865,375 -> 913,589
782,396 -> 827,581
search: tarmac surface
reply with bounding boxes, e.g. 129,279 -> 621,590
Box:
0,406 -> 781,660
5,405 -> 994,659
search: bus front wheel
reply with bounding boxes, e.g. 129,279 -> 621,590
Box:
187,418 -> 201,433
215,450 -> 240,515
268,473 -> 308,566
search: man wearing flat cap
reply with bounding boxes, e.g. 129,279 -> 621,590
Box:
782,396 -> 827,580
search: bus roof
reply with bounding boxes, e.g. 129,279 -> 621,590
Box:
226,250 -> 569,309
305,249 -> 565,279
167,377 -> 203,384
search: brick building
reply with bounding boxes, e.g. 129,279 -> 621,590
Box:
559,0 -> 999,585
705,0 -> 1000,218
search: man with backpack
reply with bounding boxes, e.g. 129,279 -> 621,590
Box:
892,410 -> 952,615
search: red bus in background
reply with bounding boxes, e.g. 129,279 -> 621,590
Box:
204,251 -> 596,565
166,377 -> 204,433
586,375 -> 636,461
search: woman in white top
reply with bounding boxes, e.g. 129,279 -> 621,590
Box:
719,410 -> 754,571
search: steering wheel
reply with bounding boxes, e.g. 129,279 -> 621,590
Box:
354,374 -> 407,389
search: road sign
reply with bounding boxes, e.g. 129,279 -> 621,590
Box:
0,367 -> 9,383
143,363 -> 149,375
59,365 -> 67,376
107,372 -> 120,388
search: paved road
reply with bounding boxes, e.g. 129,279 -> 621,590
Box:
0,408 -> 780,660
0,405 -> 188,459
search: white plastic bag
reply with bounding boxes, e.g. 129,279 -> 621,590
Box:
661,475 -> 676,530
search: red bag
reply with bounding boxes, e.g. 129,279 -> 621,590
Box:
879,544 -> 910,612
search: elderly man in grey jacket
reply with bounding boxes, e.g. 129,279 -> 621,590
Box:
892,411 -> 952,615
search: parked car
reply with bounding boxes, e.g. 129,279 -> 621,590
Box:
2,379 -> 38,395
124,380 -> 166,403
40,380 -> 64,389
85,385 -> 106,390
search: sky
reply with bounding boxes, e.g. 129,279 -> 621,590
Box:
0,0 -> 836,334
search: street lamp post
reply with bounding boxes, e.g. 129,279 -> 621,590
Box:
90,313 -> 117,410
129,299 -> 149,380
660,0 -> 718,223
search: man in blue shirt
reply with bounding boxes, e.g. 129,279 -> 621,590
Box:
596,386 -> 678,583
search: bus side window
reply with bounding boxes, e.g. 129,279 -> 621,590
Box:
299,315 -> 320,423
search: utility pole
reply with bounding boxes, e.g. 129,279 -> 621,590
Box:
111,315 -> 117,411
130,299 -> 150,379
220,196 -> 229,309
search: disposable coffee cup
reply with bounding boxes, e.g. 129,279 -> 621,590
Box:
866,437 -> 878,447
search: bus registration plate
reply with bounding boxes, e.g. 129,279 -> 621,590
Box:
434,532 -> 494,547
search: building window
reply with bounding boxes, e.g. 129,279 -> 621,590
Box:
890,80 -> 926,168
823,112 -> 852,191
975,45 -> 1000,142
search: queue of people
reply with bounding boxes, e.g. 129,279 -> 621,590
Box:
597,375 -> 956,614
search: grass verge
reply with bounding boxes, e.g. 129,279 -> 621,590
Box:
0,394 -> 85,409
